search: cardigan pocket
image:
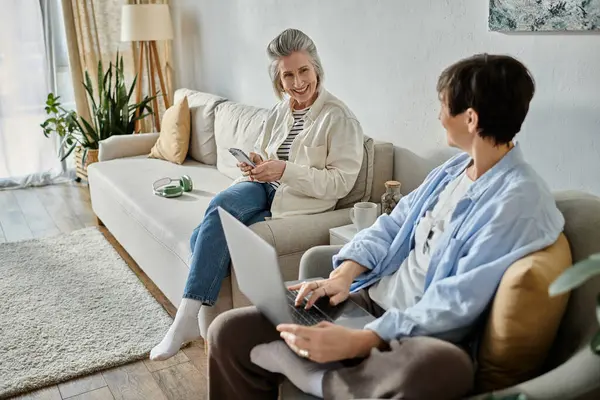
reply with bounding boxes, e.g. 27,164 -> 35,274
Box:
301,145 -> 327,169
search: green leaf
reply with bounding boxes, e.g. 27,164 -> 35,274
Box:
59,142 -> 78,162
84,71 -> 98,115
132,112 -> 152,122
127,75 -> 138,103
597,294 -> 600,325
591,329 -> 600,355
106,68 -> 112,100
70,118 -> 88,143
80,117 -> 99,143
98,59 -> 104,101
59,134 -> 71,150
549,257 -> 600,296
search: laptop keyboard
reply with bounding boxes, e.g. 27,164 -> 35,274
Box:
286,289 -> 331,326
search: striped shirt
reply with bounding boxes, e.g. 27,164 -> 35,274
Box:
270,108 -> 310,189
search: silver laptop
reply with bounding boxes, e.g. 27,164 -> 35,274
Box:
218,206 -> 375,328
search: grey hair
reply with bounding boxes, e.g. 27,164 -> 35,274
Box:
267,28 -> 324,99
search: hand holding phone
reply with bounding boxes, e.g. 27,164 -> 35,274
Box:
229,148 -> 257,167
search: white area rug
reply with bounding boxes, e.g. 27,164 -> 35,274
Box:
0,227 -> 173,398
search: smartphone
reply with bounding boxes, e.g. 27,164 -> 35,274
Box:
229,148 -> 256,167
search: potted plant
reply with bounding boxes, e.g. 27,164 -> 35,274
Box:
41,52 -> 155,179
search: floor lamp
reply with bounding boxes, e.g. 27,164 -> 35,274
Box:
121,4 -> 173,132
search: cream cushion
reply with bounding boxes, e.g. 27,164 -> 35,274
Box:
336,136 -> 375,208
149,97 -> 191,164
214,101 -> 268,180
173,89 -> 227,165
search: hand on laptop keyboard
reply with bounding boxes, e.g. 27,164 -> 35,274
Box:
287,289 -> 310,308
287,275 -> 353,310
286,289 -> 332,326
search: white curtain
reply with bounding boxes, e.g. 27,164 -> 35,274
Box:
0,0 -> 70,188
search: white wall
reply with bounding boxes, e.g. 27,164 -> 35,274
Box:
171,0 -> 600,195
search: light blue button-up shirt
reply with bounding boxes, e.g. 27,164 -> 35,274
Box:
333,143 -> 564,343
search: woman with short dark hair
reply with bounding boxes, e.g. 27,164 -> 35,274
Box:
207,54 -> 563,400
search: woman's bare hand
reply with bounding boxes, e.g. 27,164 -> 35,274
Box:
288,273 -> 353,310
249,160 -> 286,182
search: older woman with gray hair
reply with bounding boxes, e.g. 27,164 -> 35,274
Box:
150,28 -> 364,361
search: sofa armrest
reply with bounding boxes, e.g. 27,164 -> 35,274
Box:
298,245 -> 343,280
468,346 -> 600,400
98,132 -> 159,161
250,208 -> 351,257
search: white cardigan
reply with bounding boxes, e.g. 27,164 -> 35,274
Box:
237,88 -> 364,219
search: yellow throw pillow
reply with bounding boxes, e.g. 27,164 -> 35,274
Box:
476,233 -> 572,393
149,96 -> 191,164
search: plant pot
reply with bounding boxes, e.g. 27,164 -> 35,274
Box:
85,148 -> 99,166
74,146 -> 99,182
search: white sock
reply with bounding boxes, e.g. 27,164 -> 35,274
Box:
150,298 -> 202,361
251,341 -> 335,398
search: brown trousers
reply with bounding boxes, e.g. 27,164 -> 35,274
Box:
207,290 -> 474,400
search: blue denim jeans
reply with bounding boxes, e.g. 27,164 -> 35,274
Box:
184,181 -> 276,305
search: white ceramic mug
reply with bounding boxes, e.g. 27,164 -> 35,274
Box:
349,202 -> 378,232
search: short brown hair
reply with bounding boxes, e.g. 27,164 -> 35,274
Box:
437,54 -> 535,145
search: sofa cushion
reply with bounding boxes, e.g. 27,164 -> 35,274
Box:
336,136 -> 374,209
174,88 -> 228,165
89,156 -> 232,262
476,233 -> 572,392
214,101 -> 269,180
149,97 -> 191,164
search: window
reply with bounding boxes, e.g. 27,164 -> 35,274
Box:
0,0 -> 74,187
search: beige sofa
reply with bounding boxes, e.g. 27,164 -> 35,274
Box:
87,88 -> 393,337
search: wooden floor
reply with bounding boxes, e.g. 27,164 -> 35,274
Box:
0,183 -> 208,400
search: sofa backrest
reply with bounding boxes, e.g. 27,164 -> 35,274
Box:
213,101 -> 269,180
544,191 -> 600,370
174,88 -> 394,207
335,138 -> 394,209
174,89 -> 227,165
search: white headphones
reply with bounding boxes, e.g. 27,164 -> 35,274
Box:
152,175 -> 193,198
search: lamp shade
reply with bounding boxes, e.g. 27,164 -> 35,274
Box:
121,4 -> 173,41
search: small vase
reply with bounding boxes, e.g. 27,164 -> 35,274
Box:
381,180 -> 402,215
